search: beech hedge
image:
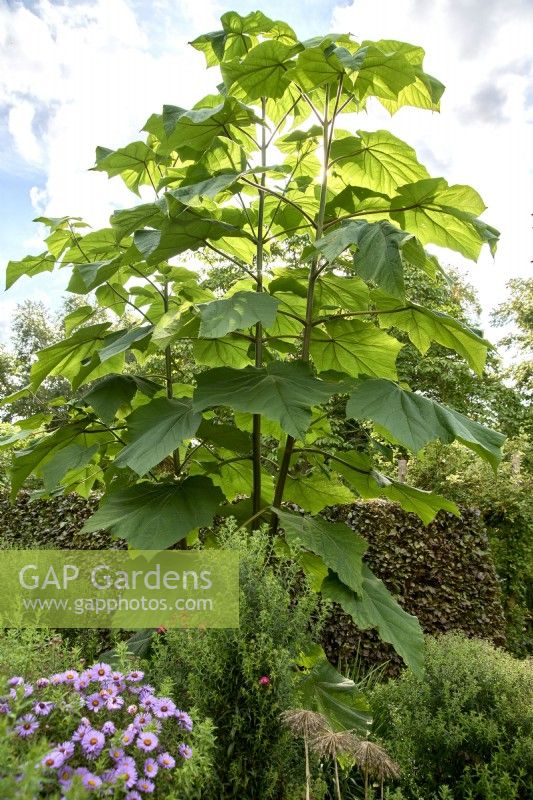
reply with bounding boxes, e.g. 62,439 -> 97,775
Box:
0,492 -> 505,673
322,501 -> 506,672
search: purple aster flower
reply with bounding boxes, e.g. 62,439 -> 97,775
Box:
0,702 -> 10,714
175,710 -> 193,731
86,692 -> 105,712
111,671 -> 124,682
72,720 -> 91,742
62,669 -> 79,684
75,767 -> 90,778
178,743 -> 193,760
138,685 -> 155,702
33,700 -> 54,716
58,765 -> 74,787
114,756 -> 137,788
102,720 -> 116,735
136,777 -> 155,793
121,726 -> 136,746
157,752 -> 175,769
41,750 -> 65,769
136,732 -> 158,752
15,714 -> 39,737
109,746 -> 125,762
153,697 -> 176,719
126,670 -> 144,683
90,662 -> 112,681
106,695 -> 124,711
57,741 -> 75,759
82,772 -> 102,790
101,769 -> 117,784
125,792 -> 142,800
8,676 -> 24,686
81,729 -> 105,757
74,676 -> 90,692
134,712 -> 152,729
50,673 -> 66,685
36,677 -> 49,688
23,683 -> 33,697
143,758 -> 158,778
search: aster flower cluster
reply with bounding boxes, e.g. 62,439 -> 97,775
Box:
1,663 -> 194,798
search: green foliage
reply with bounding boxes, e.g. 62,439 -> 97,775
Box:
148,520 -> 325,799
491,277 -> 533,403
321,502 -> 506,673
371,633 -> 533,799
3,9 -> 505,673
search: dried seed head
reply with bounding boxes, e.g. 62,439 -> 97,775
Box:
353,739 -> 400,781
280,709 -> 328,739
310,727 -> 360,759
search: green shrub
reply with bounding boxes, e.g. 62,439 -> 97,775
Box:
148,520 -> 324,800
371,633 -> 533,799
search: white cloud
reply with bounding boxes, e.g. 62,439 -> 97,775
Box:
7,100 -> 44,164
0,0 -> 531,353
0,0 -> 218,229
331,0 -> 533,340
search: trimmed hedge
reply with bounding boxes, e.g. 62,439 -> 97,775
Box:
0,491 -> 119,550
0,492 -> 506,674
322,501 -> 506,672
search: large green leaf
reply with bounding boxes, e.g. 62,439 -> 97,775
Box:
114,398 -> 201,476
382,481 -> 459,525
284,473 -> 354,514
193,335 -> 252,369
346,379 -> 505,468
329,450 -> 458,524
313,220 -> 409,299
330,130 -> 429,196
198,291 -> 279,338
221,40 -> 295,100
310,319 -> 402,379
352,43 -> 417,101
390,178 -> 497,260
98,326 -> 153,363
163,98 -> 261,155
296,645 -> 371,734
82,477 -> 224,548
274,508 -> 367,594
30,324 -> 111,389
285,45 -> 346,91
6,253 -> 56,289
134,214 -> 246,264
322,567 -> 424,675
193,362 -> 337,440
40,443 -> 99,492
92,142 -> 160,195
376,295 -> 490,374
196,419 -> 252,454
167,172 -> 242,206
10,420 -> 90,498
82,375 -> 160,424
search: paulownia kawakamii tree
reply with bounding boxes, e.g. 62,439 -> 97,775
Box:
2,10 -> 505,678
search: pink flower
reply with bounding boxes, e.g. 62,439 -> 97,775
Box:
258,675 -> 271,686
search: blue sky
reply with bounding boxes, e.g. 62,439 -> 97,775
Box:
1,0 -> 532,352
